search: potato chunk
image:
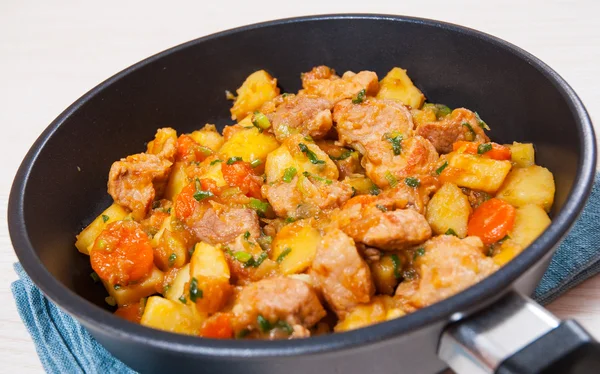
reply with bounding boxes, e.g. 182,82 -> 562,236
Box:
376,67 -> 425,109
164,264 -> 191,302
75,203 -> 129,255
271,220 -> 321,274
511,204 -> 552,248
190,124 -> 224,152
496,166 -> 555,212
230,70 -> 279,120
104,266 -> 164,307
426,183 -> 472,238
334,296 -> 404,332
140,296 -> 205,335
189,242 -> 233,313
164,162 -> 189,200
507,142 -> 535,168
218,125 -> 279,166
440,153 -> 512,193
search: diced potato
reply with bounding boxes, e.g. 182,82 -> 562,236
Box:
140,296 -> 205,335
426,183 -> 472,238
104,266 -> 164,307
265,136 -> 339,184
334,296 -> 405,332
194,157 -> 227,187
492,239 -> 523,266
271,221 -> 321,274
154,229 -> 189,271
218,126 -> 279,167
369,255 -> 400,295
164,162 -> 189,200
75,203 -> 129,255
511,204 -> 552,248
507,142 -> 535,168
164,264 -> 191,302
189,242 -> 232,313
440,153 -> 512,193
146,127 -> 177,157
230,70 -> 280,120
496,166 -> 555,212
344,176 -> 380,196
376,67 -> 425,109
411,107 -> 437,127
190,124 -> 224,152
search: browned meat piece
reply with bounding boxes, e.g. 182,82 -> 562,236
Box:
146,127 -> 177,162
461,187 -> 492,209
261,176 -> 353,219
301,67 -> 379,103
108,153 -> 172,216
188,204 -> 261,245
310,229 -> 375,318
268,94 -> 333,141
316,140 -> 364,179
375,175 -> 440,214
416,108 -> 489,154
231,276 -> 326,337
395,235 -> 498,308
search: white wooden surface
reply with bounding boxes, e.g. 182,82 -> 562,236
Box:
1,1 -> 599,372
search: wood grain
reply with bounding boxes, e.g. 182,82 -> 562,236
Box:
1,1 -> 598,372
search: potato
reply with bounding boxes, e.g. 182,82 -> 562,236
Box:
190,124 -> 224,152
369,255 -> 401,295
104,266 -> 164,307
265,135 -> 338,184
154,229 -> 189,271
344,176 -> 380,196
193,157 -> 227,187
440,153 -> 512,193
271,220 -> 321,274
511,204 -> 551,248
334,296 -> 405,332
426,183 -> 472,238
218,126 -> 279,167
75,203 -> 129,255
496,166 -> 555,212
189,242 -> 233,313
230,70 -> 280,120
492,239 -> 523,266
164,264 -> 191,302
376,67 -> 425,109
140,296 -> 205,335
146,127 -> 177,157
507,142 -> 535,168
164,162 -> 189,200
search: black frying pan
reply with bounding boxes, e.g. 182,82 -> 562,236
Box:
8,14 -> 599,374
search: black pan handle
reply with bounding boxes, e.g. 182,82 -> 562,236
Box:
437,291 -> 600,374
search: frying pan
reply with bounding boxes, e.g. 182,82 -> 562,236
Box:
8,14 -> 599,374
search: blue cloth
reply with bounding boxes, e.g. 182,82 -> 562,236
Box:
11,174 -> 600,373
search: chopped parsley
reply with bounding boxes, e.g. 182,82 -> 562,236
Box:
462,122 -> 476,140
246,252 -> 268,268
197,146 -> 214,157
282,167 -> 297,183
257,315 -> 271,332
423,103 -> 452,119
102,214 -> 110,223
435,161 -> 449,175
376,204 -> 388,212
273,320 -> 293,335
189,277 -> 202,302
284,217 -> 296,224
390,254 -> 401,280
257,235 -> 273,251
475,112 -> 491,130
252,111 -> 271,131
250,159 -> 262,168
303,135 -> 314,142
188,246 -> 196,257
243,231 -> 251,240
114,284 -> 121,290
90,272 -> 100,283
276,247 -> 292,263
383,132 -> 403,155
193,190 -> 214,201
236,329 -> 250,339
210,159 -> 223,166
302,171 -> 332,185
298,143 -> 325,164
352,89 -> 366,104
227,156 -> 243,165
328,149 -> 353,161
402,269 -> 417,280
385,172 -> 398,188
168,253 -> 177,267
163,284 -> 171,294
370,184 -> 381,196
413,247 -> 426,260
178,295 -> 187,304
445,228 -> 458,236
256,315 -> 292,335
477,143 -> 493,155
232,251 -> 253,263
405,177 -> 420,188
248,198 -> 270,217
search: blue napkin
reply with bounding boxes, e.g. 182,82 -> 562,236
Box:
11,174 -> 600,373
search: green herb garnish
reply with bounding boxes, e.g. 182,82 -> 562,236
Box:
102,214 -> 110,223
189,277 -> 202,302
352,89 -> 366,104
252,111 -> 271,131
232,251 -> 253,263
168,253 -> 177,267
385,172 -> 398,188
114,284 -> 121,290
178,295 -> 187,304
193,190 -> 214,201
302,171 -> 332,185
248,198 -> 270,217
246,252 -> 268,268
369,184 -> 381,196
298,143 -> 325,164
210,159 -> 223,166
413,247 -> 426,260
282,167 -> 297,183
435,161 -> 449,175
475,112 -> 490,130
274,320 -> 293,335
462,122 -> 476,140
250,159 -> 262,168
226,156 -> 243,165
243,231 -> 251,240
375,204 -> 388,212
384,132 -> 403,155
477,143 -> 493,155
390,254 -> 401,280
445,228 -> 458,236
328,149 -> 353,161
257,315 -> 271,332
405,177 -> 420,188
276,248 -> 292,263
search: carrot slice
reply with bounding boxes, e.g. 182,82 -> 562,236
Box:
467,198 -> 516,244
221,160 -> 262,198
200,313 -> 233,339
114,303 -> 142,324
453,141 -> 511,160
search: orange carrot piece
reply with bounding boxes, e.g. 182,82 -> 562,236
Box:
453,141 -> 511,160
467,198 -> 516,245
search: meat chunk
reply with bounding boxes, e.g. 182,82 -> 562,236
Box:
188,204 -> 261,245
416,108 -> 489,154
301,66 -> 379,104
268,94 -> 333,141
231,277 -> 326,337
376,176 -> 440,215
261,175 -> 353,219
395,235 -> 499,308
108,153 -> 172,216
310,229 -> 375,318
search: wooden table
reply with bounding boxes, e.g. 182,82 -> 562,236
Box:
1,1 -> 598,372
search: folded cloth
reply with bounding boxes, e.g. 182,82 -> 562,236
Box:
11,175 -> 600,373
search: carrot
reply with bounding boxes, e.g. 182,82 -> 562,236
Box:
221,160 -> 262,198
90,221 -> 154,286
176,134 -> 213,162
174,179 -> 219,221
467,198 -> 516,245
114,303 -> 142,324
200,313 -> 233,339
453,141 -> 511,160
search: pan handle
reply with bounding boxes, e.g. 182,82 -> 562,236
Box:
437,291 -> 600,374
